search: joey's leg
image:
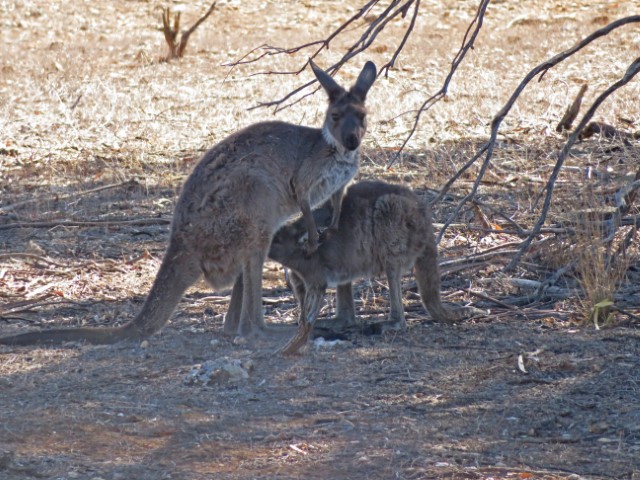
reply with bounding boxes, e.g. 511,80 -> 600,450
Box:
385,263 -> 406,329
335,283 -> 356,326
223,275 -> 243,335
238,252 -> 267,336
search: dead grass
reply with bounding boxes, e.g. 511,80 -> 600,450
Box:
1,1 -> 640,479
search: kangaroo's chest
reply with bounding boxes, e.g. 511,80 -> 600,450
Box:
309,151 -> 359,206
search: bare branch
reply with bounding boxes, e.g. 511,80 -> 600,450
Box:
224,0 -> 381,74
556,84 -> 588,132
388,0 -> 490,166
433,15 -> 640,244
505,56 -> 640,271
161,2 -> 217,60
228,0 -> 431,112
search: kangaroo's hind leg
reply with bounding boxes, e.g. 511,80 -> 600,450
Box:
223,275 -> 244,336
237,251 -> 268,336
384,262 -> 407,330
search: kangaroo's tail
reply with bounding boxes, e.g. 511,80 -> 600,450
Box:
413,239 -> 458,322
0,240 -> 201,346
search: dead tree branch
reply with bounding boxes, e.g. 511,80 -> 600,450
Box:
161,2 -> 217,60
388,0 -> 490,166
505,56 -> 640,271
0,218 -> 171,231
556,84 -> 588,132
433,15 -> 640,246
224,0 -> 481,114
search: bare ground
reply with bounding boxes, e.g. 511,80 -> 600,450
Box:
1,1 -> 640,479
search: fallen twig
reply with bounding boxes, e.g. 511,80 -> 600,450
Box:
0,253 -> 70,268
0,299 -> 88,318
440,249 -> 521,275
0,179 -> 139,213
161,2 -> 217,60
0,217 -> 171,231
468,290 -> 518,310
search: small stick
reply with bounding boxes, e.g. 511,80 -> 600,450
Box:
0,253 -> 70,268
0,217 -> 171,231
556,84 -> 588,132
0,179 -> 139,213
468,290 -> 518,310
162,2 -> 217,60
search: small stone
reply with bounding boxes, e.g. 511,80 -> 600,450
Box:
242,358 -> 255,371
210,339 -> 221,348
233,336 -> 247,346
140,340 -> 149,349
185,358 -> 251,385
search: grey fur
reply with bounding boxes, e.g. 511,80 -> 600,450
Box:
0,61 -> 377,346
268,181 -> 476,354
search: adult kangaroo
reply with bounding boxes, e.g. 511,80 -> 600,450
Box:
0,61 -> 378,346
268,180 -> 478,354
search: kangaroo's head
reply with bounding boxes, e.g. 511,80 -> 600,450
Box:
311,60 -> 377,152
269,206 -> 333,266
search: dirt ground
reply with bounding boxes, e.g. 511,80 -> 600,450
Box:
1,1 -> 640,479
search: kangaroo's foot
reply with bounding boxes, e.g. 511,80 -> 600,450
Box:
435,305 -> 487,324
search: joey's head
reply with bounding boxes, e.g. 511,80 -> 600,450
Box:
269,223 -> 307,266
310,60 -> 377,152
269,207 -> 333,266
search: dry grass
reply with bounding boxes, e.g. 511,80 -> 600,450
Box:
2,1 -> 640,479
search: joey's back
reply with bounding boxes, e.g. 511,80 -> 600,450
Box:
272,180 -> 464,354
270,181 -> 434,287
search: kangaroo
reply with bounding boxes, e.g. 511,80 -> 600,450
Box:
268,180 -> 477,354
0,61 -> 378,346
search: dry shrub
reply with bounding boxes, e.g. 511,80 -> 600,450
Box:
571,185 -> 629,328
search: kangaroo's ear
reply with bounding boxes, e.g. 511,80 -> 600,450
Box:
310,60 -> 344,102
350,61 -> 377,102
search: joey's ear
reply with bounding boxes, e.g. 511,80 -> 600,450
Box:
350,61 -> 377,102
310,59 -> 345,102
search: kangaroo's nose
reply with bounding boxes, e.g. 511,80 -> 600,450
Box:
343,134 -> 360,151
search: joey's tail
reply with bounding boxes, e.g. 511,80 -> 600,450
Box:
0,241 -> 202,346
413,242 -> 457,323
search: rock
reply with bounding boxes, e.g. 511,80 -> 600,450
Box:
232,336 -> 247,346
313,337 -> 349,349
186,358 -> 253,385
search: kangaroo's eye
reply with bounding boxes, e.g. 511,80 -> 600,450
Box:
331,112 -> 341,121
